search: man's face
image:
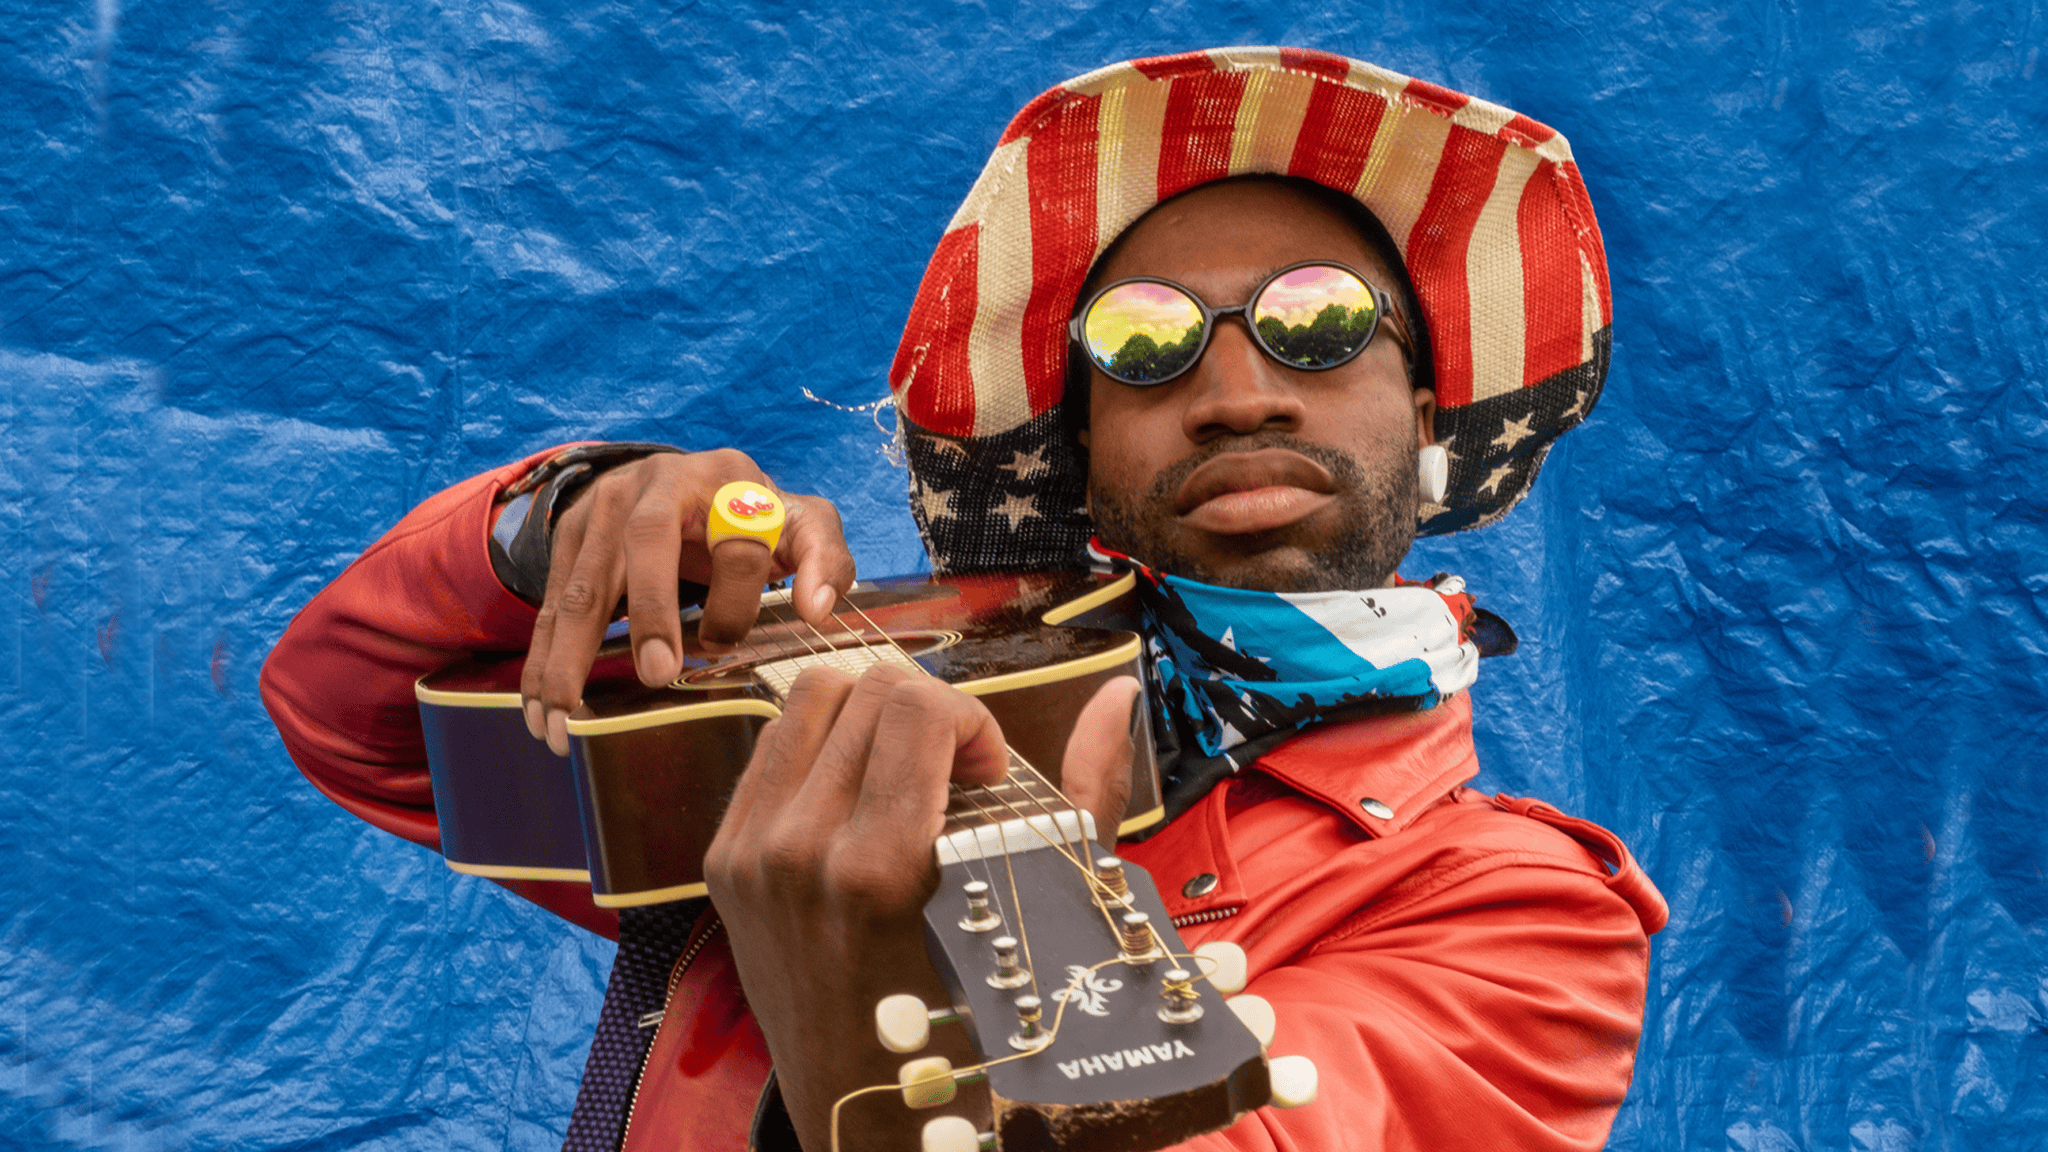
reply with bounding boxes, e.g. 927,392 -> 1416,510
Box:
1082,180 -> 1436,593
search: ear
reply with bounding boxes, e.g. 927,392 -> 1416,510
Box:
1412,388 -> 1437,448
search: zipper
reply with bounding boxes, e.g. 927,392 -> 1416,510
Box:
618,910 -> 724,1150
1172,905 -> 1242,928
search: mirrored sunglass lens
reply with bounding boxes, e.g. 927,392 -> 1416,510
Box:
1084,282 -> 1206,382
1251,265 -> 1378,368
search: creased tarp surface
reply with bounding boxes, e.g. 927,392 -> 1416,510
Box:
3,1 -> 2044,1149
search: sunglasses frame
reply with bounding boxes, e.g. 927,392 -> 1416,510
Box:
1068,260 -> 1407,388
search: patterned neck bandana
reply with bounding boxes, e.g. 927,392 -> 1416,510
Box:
1089,541 -> 1515,820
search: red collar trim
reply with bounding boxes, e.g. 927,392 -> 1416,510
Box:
1249,693 -> 1481,838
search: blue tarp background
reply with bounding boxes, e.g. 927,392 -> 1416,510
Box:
4,2 -> 2044,1148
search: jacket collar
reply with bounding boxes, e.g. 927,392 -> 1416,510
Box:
1134,694 -> 1481,925
1250,692 -> 1480,838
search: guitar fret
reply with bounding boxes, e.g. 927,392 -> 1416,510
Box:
941,757 -> 1079,847
739,619 -> 1084,849
747,639 -> 920,698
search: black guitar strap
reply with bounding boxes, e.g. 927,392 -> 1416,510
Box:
561,897 -> 709,1152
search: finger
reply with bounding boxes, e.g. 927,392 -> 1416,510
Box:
620,471 -> 691,687
535,486 -> 632,755
833,674 -> 1009,852
721,666 -> 863,838
1057,677 -> 1144,851
520,496 -> 594,740
673,449 -> 780,652
780,497 -> 858,625
698,539 -> 776,652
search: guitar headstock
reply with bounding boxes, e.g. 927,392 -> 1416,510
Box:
878,815 -> 1315,1152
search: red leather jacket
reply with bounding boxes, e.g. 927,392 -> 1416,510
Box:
261,450 -> 1667,1151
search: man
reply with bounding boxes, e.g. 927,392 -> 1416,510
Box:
263,47 -> 1664,1152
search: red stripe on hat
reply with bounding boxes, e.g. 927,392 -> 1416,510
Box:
1000,87 -> 1077,146
1500,113 -> 1558,148
1561,160 -> 1613,327
1022,94 -> 1101,418
1277,48 -> 1352,82
1131,51 -> 1217,80
1401,78 -> 1474,117
1157,70 -> 1248,200
1405,129 -> 1509,409
892,224 -> 980,435
1286,82 -> 1387,191
1517,160 -> 1584,387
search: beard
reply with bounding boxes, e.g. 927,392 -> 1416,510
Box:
1088,431 -> 1420,593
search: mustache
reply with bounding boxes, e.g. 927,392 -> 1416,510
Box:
1140,433 -> 1369,507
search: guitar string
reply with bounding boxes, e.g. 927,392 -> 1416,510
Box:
786,605 -> 1044,1000
755,592 -> 1204,1152
761,602 -> 1032,914
822,598 -> 1201,1007
713,593 -> 1176,964
749,596 -> 1081,1152
746,599 -> 1007,915
746,627 -> 1218,1151
828,595 -> 1179,962
612,593 -> 1206,1151
967,784 -> 1044,1007
833,595 -> 1103,871
765,597 -> 1171,1033
749,599 -> 1022,958
824,954 -> 1127,1152
744,597 -> 1191,1043
825,595 -> 1105,980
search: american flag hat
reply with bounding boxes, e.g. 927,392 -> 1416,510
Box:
889,47 -> 1611,573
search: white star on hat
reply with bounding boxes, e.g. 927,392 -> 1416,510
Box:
1490,415 -> 1535,450
917,482 -> 958,522
996,446 -> 1051,481
1477,463 -> 1515,497
991,492 -> 1041,529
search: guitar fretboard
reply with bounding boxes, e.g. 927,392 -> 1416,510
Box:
745,639 -> 1083,854
746,634 -> 920,697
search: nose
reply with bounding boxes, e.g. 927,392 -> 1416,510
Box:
1179,317 -> 1306,443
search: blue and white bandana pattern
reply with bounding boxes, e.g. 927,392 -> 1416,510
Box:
1090,541 -> 1482,760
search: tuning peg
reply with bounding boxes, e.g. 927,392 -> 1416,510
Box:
1193,940 -> 1247,994
877,993 -> 932,1053
1227,993 -> 1276,1048
1268,1054 -> 1319,1109
921,1115 -> 988,1152
899,1055 -> 958,1109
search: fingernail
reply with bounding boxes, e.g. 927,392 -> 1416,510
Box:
637,637 -> 676,683
524,699 -> 544,740
811,587 -> 838,619
546,709 -> 569,758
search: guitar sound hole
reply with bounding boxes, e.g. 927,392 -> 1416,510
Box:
676,630 -> 961,689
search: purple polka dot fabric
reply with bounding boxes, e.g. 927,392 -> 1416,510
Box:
561,899 -> 707,1151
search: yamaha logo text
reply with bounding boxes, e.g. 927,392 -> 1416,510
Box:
1056,1039 -> 1197,1081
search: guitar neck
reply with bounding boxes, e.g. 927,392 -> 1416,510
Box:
738,630 -> 1090,859
943,759 -> 1079,839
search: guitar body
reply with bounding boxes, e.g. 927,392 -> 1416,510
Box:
416,570 -> 1165,907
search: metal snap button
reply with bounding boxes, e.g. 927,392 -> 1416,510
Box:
1181,873 -> 1220,898
1359,798 -> 1395,820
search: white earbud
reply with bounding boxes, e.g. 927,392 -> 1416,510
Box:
1418,444 -> 1449,506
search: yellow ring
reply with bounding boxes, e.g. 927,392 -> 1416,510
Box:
705,480 -> 786,553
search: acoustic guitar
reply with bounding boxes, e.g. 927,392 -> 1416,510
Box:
416,570 -> 1165,905
416,570 -> 1317,1148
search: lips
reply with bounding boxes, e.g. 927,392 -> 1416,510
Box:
1175,448 -> 1338,536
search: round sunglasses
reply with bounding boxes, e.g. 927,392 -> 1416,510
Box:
1069,261 -> 1406,387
